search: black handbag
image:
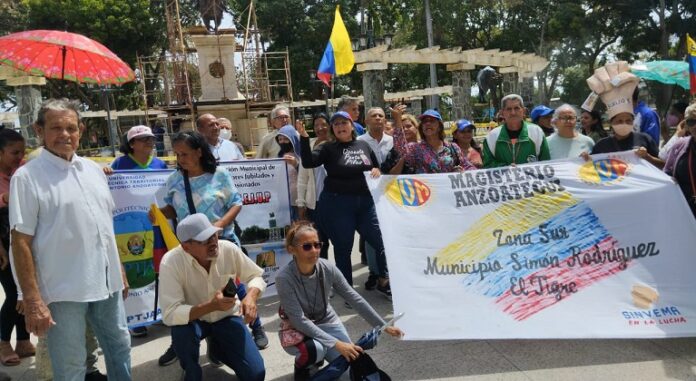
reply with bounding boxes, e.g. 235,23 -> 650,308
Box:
349,353 -> 391,381
0,207 -> 10,251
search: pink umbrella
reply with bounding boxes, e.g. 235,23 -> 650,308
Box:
0,29 -> 134,85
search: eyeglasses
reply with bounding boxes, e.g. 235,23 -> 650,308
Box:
558,116 -> 577,122
187,234 -> 218,245
686,119 -> 696,127
274,114 -> 290,120
295,241 -> 323,251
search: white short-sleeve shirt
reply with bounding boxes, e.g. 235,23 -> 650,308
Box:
9,149 -> 124,304
211,138 -> 245,162
357,132 -> 394,165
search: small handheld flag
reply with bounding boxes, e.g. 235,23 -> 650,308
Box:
317,5 -> 355,86
150,203 -> 179,273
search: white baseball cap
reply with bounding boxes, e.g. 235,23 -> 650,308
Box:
127,125 -> 155,141
176,213 -> 222,242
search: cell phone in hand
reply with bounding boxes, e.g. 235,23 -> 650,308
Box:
222,278 -> 238,298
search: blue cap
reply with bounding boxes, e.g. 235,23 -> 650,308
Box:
530,105 -> 553,123
329,111 -> 353,123
455,119 -> 475,132
418,109 -> 442,121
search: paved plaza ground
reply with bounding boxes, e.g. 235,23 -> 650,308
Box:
3,247 -> 696,380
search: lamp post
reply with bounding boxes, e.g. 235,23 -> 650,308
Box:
309,69 -> 330,114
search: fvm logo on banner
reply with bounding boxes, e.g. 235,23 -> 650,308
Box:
386,178 -> 431,207
579,158 -> 630,185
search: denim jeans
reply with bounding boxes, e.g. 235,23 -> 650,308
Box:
283,323 -> 351,368
317,192 -> 388,285
171,316 -> 265,381
36,324 -> 100,381
47,291 -> 131,381
306,208 -> 330,260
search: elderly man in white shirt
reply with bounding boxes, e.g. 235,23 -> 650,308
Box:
10,99 -> 131,380
197,113 -> 246,162
255,105 -> 290,159
159,213 -> 266,381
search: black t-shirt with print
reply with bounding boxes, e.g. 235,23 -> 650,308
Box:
300,136 -> 379,195
591,132 -> 659,157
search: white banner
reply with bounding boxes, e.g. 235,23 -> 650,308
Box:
219,160 -> 293,293
109,159 -> 292,328
366,151 -> 696,339
109,170 -> 170,327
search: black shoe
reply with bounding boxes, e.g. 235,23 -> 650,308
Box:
158,345 -> 177,366
364,274 -> 378,290
294,365 -> 311,381
376,282 -> 392,300
252,326 -> 269,350
85,370 -> 108,381
206,337 -> 223,367
129,326 -> 148,338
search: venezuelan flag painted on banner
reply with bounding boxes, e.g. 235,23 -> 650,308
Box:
688,34 -> 696,95
317,5 -> 354,86
150,203 -> 179,273
434,161 -> 628,322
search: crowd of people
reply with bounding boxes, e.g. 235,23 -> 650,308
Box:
0,60 -> 695,381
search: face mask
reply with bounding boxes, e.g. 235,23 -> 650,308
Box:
612,123 -> 633,137
666,114 -> 679,127
219,129 -> 232,140
278,142 -> 293,153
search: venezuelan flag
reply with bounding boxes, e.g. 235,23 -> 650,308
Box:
317,5 -> 354,86
688,34 -> 696,95
150,203 -> 179,273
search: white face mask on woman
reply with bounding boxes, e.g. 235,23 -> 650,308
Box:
219,129 -> 232,140
612,123 -> 633,137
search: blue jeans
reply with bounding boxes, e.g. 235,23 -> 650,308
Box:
171,316 -> 265,381
47,291 -> 131,381
317,192 -> 388,285
283,323 -> 351,368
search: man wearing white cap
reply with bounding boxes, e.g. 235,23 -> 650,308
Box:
159,213 -> 266,381
585,62 -> 664,168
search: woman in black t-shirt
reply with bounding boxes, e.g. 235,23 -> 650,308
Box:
299,111 -> 391,297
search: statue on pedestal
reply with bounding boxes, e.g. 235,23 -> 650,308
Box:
195,0 -> 227,32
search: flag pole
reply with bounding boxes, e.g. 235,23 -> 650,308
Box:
330,74 -> 335,114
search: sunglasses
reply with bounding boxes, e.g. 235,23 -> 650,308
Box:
295,241 -> 323,251
686,119 -> 696,127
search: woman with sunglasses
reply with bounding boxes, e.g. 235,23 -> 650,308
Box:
297,111 -> 390,297
152,131 -> 269,364
277,222 -> 404,380
391,105 -> 475,173
110,125 -> 167,170
663,103 -> 696,219
451,119 -> 483,168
